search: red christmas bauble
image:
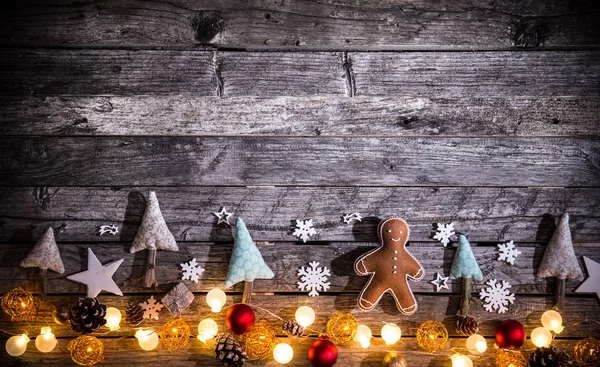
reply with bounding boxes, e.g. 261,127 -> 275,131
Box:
496,319 -> 526,349
225,304 -> 255,335
308,337 -> 338,367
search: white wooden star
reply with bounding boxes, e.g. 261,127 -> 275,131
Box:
213,207 -> 233,226
575,256 -> 600,301
67,248 -> 124,297
430,273 -> 450,292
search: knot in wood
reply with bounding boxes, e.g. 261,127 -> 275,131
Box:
191,11 -> 224,43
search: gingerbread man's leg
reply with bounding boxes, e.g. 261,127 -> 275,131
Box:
358,275 -> 389,310
390,276 -> 418,315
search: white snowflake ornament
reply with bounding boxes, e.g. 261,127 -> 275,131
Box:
180,258 -> 205,283
479,279 -> 515,314
139,295 -> 164,320
433,223 -> 455,247
298,261 -> 331,297
497,240 -> 521,265
293,219 -> 317,243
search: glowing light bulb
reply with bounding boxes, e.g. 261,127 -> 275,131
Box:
6,334 -> 30,356
206,289 -> 227,312
531,327 -> 552,348
451,354 -> 473,367
135,329 -> 159,351
466,334 -> 487,354
381,323 -> 402,345
197,318 -> 218,343
105,307 -> 122,331
541,310 -> 563,333
353,325 -> 372,349
295,306 -> 315,328
35,327 -> 57,353
273,343 -> 294,364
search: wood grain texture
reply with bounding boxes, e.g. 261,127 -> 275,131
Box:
1,96 -> 599,137
0,294 -> 598,339
0,0 -> 598,49
1,137 -> 599,187
1,187 -> 599,243
1,50 -> 600,97
2,242 -> 599,295
351,51 -> 600,97
2,337 -> 585,367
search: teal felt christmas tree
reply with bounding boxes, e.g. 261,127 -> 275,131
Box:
225,218 -> 274,290
450,233 -> 483,315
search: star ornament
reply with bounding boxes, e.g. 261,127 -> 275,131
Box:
575,256 -> 600,300
430,273 -> 450,292
213,207 -> 233,226
67,248 -> 124,297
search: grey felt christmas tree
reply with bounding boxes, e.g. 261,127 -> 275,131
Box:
537,213 -> 583,311
20,227 -> 65,298
450,233 -> 483,315
130,191 -> 178,288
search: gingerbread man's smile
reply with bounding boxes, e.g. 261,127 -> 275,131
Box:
391,237 -> 402,242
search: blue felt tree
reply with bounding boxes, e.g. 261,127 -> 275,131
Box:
450,233 -> 483,315
225,218 -> 274,292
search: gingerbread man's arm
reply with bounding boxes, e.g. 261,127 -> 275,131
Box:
354,249 -> 384,275
403,251 -> 425,280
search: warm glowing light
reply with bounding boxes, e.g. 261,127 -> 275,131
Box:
451,354 -> 473,367
35,327 -> 57,353
6,334 -> 30,356
273,343 -> 294,364
541,310 -> 563,333
381,323 -> 402,345
197,318 -> 218,343
353,324 -> 372,349
531,327 -> 552,348
295,306 -> 316,328
135,329 -> 159,351
466,334 -> 487,354
206,289 -> 227,312
105,307 -> 122,331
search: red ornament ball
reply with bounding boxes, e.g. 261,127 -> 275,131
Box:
225,304 -> 255,335
496,319 -> 526,349
308,337 -> 338,367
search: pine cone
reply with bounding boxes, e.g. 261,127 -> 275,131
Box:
69,297 -> 107,334
282,320 -> 304,337
125,302 -> 144,326
456,315 -> 479,336
529,346 -> 573,367
215,334 -> 248,367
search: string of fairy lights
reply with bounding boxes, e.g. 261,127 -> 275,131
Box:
1,285 -> 599,367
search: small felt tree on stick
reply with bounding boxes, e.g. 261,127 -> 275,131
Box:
130,191 -> 178,288
225,218 -> 274,303
20,227 -> 65,298
537,213 -> 583,311
450,233 -> 483,316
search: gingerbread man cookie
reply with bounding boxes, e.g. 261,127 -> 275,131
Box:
354,216 -> 424,314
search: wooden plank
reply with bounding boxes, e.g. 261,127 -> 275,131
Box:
351,51 -> 600,97
0,0 -> 599,49
1,242 -> 599,294
1,50 -> 599,97
0,294 -> 598,340
1,187 -> 599,243
1,137 -> 599,187
5,337 -> 582,367
1,96 -> 599,137
0,49 -> 344,96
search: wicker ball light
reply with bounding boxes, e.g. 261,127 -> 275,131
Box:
326,313 -> 358,344
1,287 -> 35,321
160,318 -> 191,351
416,320 -> 448,353
495,349 -> 527,367
574,337 -> 600,367
243,322 -> 277,360
68,335 -> 105,366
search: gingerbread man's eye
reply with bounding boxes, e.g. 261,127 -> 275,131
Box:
387,229 -> 392,233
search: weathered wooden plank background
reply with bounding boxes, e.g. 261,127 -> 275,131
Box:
0,1 -> 599,366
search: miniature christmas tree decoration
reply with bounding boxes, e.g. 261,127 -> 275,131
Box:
450,233 -> 483,316
130,191 -> 178,288
537,213 -> 583,310
66,248 -> 124,298
225,218 -> 274,303
20,227 -> 64,298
